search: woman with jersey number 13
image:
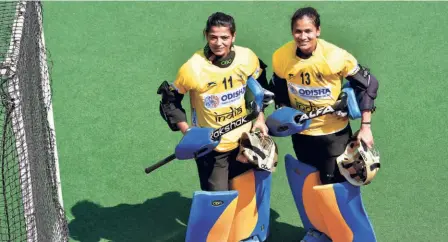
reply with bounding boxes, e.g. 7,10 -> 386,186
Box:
268,7 -> 379,185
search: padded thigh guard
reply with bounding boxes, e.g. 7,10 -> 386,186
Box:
266,107 -> 311,137
285,155 -> 377,242
228,170 -> 272,242
175,127 -> 219,160
185,191 -> 239,242
157,81 -> 187,131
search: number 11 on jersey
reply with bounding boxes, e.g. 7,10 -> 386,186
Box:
222,76 -> 233,89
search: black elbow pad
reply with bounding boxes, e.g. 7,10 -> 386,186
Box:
159,102 -> 187,131
347,66 -> 379,111
157,81 -> 187,131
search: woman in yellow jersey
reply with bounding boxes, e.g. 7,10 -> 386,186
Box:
159,12 -> 270,191
269,7 -> 379,184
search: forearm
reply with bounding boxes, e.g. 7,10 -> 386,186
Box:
360,111 -> 372,129
256,111 -> 265,122
177,122 -> 190,134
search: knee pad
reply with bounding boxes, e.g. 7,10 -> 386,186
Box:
228,169 -> 272,242
185,191 -> 239,242
285,155 -> 376,242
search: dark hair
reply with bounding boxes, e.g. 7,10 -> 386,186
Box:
291,7 -> 320,31
204,12 -> 236,36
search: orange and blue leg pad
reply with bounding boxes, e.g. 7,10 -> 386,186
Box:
285,154 -> 377,242
185,169 -> 272,242
229,169 -> 272,242
185,191 -> 239,242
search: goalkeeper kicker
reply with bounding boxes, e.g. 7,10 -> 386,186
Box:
153,12 -> 276,242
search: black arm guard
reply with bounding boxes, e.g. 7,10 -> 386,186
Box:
157,81 -> 187,131
268,73 -> 291,109
346,65 -> 379,112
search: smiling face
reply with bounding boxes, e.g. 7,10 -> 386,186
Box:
205,25 -> 235,57
291,15 -> 320,55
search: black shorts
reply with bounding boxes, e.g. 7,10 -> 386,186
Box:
195,148 -> 256,191
291,125 -> 353,185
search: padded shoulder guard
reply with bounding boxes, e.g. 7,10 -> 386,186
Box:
346,65 -> 379,112
157,81 -> 187,131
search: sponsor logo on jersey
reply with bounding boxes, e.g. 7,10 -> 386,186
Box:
298,87 -> 331,100
214,106 -> 243,123
211,116 -> 248,139
204,95 -> 220,109
288,83 -> 332,100
203,85 -> 246,109
289,85 -> 298,95
295,100 -> 325,113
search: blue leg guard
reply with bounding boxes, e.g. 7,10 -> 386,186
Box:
185,191 -> 239,242
313,183 -> 377,242
285,155 -> 377,242
229,169 -> 272,242
285,154 -> 322,232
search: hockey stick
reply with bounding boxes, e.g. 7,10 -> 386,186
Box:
144,110 -> 260,174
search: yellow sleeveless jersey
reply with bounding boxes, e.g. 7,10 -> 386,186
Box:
173,45 -> 262,152
272,39 -> 359,136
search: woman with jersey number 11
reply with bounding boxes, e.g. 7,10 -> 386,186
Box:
269,7 -> 379,185
171,12 -> 269,192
